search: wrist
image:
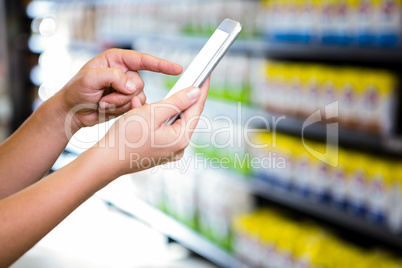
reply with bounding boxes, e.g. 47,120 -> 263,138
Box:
84,145 -> 122,184
51,90 -> 82,135
30,93 -> 79,144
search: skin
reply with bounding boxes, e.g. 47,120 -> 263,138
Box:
0,48 -> 210,267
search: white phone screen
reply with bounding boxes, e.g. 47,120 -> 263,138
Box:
165,29 -> 229,99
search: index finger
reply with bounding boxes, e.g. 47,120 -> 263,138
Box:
88,49 -> 183,75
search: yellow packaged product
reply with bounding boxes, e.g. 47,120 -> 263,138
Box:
265,61 -> 286,113
248,132 -> 271,180
273,221 -> 296,268
247,132 -> 266,162
311,235 -> 340,268
371,250 -> 402,268
279,62 -> 292,114
299,64 -> 322,116
297,63 -> 312,117
263,61 -> 276,111
259,211 -> 285,268
343,0 -> 360,40
247,213 -> 266,267
357,0 -> 380,43
330,149 -> 350,209
338,67 -> 360,127
232,214 -> 249,259
346,151 -> 369,216
319,65 -> 338,109
325,143 -> 340,195
274,134 -> 296,189
233,213 -> 261,266
288,138 -> 307,195
378,0 -> 402,47
293,223 -> 326,267
366,159 -> 390,225
286,63 -> 303,115
362,70 -> 397,135
263,132 -> 281,180
306,141 -> 332,201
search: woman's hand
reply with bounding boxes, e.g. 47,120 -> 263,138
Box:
94,77 -> 210,179
57,48 -> 183,133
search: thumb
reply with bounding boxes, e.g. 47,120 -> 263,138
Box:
81,68 -> 136,94
153,86 -> 201,125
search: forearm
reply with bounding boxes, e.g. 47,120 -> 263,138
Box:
0,92 -> 78,198
0,147 -> 116,267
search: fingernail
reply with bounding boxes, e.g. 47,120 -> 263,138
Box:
99,101 -> 110,109
125,80 -> 136,93
187,87 -> 200,101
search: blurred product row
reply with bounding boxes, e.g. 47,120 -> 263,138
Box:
131,152 -> 402,268
157,46 -> 400,136
187,117 -> 402,233
29,0 -> 402,48
249,131 -> 402,232
233,209 -> 402,268
255,62 -> 398,135
32,43 -> 401,137
263,0 -> 402,47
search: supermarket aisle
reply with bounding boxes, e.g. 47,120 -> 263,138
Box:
11,195 -> 216,268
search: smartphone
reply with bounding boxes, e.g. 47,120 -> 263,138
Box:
165,18 -> 242,125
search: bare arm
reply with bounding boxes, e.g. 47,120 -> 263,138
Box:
0,93 -> 73,198
0,147 -> 113,267
0,78 -> 209,267
0,49 -> 183,199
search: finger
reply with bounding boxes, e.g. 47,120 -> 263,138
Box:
153,86 -> 201,125
174,76 -> 210,134
99,91 -> 134,109
81,68 -> 136,95
100,101 -> 132,115
126,70 -> 144,95
131,92 -> 146,109
89,49 -> 183,75
136,91 -> 147,105
131,96 -> 143,109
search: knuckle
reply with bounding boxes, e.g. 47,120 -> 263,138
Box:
81,69 -> 93,87
106,48 -> 119,55
109,95 -> 125,108
111,68 -> 123,81
116,95 -> 128,106
172,96 -> 186,110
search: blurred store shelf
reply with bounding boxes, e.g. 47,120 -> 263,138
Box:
95,175 -> 245,268
29,30 -> 402,64
105,32 -> 402,63
263,43 -> 402,64
200,95 -> 402,157
28,34 -> 101,54
53,148 -> 402,253
250,179 -> 402,250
